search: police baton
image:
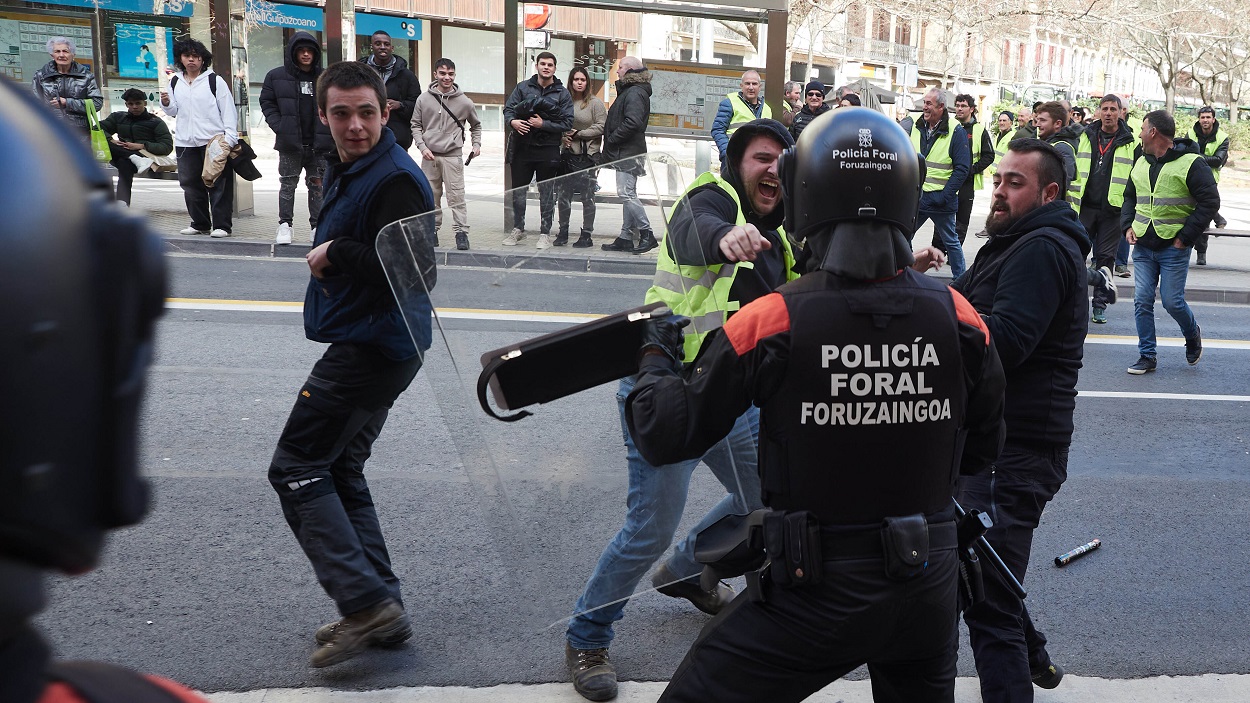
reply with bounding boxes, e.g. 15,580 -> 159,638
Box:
953,499 -> 1027,600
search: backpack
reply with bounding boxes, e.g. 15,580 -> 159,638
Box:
169,72 -> 217,96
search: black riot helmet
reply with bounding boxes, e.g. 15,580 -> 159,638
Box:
779,106 -> 922,279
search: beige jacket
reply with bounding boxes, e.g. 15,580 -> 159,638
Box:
563,96 -> 606,156
411,83 -> 483,156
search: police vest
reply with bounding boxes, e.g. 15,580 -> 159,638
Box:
644,171 -> 797,361
966,120 -> 986,189
1187,126 -> 1228,182
911,114 -> 957,192
989,128 -> 1019,177
1073,130 -> 1135,215
1129,153 -> 1201,241
757,269 -> 970,525
725,92 -> 772,136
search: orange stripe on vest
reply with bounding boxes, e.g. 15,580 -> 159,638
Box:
723,292 -> 791,356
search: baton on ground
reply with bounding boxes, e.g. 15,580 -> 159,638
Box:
953,499 -> 1027,600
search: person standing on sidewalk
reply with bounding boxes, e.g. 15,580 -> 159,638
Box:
161,38 -> 237,239
564,120 -> 797,702
710,71 -> 769,169
953,139 -> 1091,702
412,57 -> 482,251
599,56 -> 658,254
1187,106 -> 1230,265
944,93 -> 994,251
503,52 -> 574,249
30,36 -> 101,135
910,88 -> 971,278
99,88 -> 172,207
359,31 -> 421,151
557,66 -> 606,249
260,31 -> 334,246
1121,111 -> 1217,376
788,81 -> 830,141
267,61 -> 436,669
779,80 -> 802,128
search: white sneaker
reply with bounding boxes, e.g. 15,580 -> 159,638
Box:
502,228 -> 525,246
210,228 -> 230,238
179,226 -> 207,236
129,154 -> 154,175
276,222 -> 293,245
535,233 -> 553,250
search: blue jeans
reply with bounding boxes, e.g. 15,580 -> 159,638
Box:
566,375 -> 762,650
917,209 -> 966,278
1132,244 -> 1198,358
1115,235 -> 1130,267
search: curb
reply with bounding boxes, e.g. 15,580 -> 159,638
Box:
161,235 -> 1250,304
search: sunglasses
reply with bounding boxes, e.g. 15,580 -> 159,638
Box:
807,91 -> 823,97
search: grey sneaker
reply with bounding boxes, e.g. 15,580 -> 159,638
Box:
503,227 -> 525,246
1127,356 -> 1157,375
536,233 -> 553,250
652,563 -> 735,615
309,598 -> 411,668
1114,264 -> 1131,278
566,643 -> 617,701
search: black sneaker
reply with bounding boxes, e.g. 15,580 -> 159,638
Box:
455,232 -> 470,251
566,643 -> 617,701
1185,326 -> 1202,365
601,236 -> 633,252
1031,660 -> 1065,689
652,563 -> 735,615
1196,252 -> 1207,266
1127,356 -> 1157,375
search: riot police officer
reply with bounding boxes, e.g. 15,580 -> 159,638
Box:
626,108 -> 1007,703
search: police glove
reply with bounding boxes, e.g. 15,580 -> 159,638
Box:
639,309 -> 690,369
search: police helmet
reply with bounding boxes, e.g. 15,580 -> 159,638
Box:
780,107 -> 921,279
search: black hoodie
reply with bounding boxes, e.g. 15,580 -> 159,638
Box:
665,119 -> 796,307
258,32 -> 334,153
1118,138 -> 1219,250
952,200 -> 1090,447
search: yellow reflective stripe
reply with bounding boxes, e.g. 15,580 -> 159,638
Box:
651,265 -> 734,294
926,161 -> 954,171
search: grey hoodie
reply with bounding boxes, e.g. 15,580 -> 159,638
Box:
411,83 -> 482,155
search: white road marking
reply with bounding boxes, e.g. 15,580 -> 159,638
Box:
1079,390 -> 1250,402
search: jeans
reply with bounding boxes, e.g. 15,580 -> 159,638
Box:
176,145 -> 233,233
1132,244 -> 1199,358
557,152 -> 597,236
510,151 -> 560,233
616,170 -> 652,239
566,374 -> 762,650
960,443 -> 1069,703
916,209 -> 966,278
278,146 -> 325,229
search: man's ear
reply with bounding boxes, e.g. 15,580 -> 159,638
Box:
1042,181 -> 1061,204
319,109 -> 328,126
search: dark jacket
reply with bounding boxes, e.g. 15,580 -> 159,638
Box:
952,200 -> 1090,446
601,70 -> 652,166
1044,133 -> 1078,184
98,110 -> 173,155
1119,138 -> 1220,250
957,117 -> 995,199
305,127 -> 435,359
260,31 -> 334,153
916,114 -> 971,213
503,74 -> 574,154
359,54 -> 421,149
31,60 -> 102,132
789,103 -> 831,140
1079,119 -> 1137,210
1190,119 -> 1230,170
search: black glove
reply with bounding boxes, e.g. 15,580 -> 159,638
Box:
639,309 -> 690,366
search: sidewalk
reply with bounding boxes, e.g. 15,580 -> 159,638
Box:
139,132 -> 1250,305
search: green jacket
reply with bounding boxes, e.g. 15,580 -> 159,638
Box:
98,110 -> 174,155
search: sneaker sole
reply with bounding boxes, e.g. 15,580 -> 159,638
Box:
1188,350 -> 1202,365
1126,366 -> 1155,375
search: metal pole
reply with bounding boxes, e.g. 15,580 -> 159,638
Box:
764,9 -> 786,117
504,0 -> 520,230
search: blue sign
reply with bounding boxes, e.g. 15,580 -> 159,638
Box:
115,23 -> 175,80
40,0 -> 193,18
244,0 -> 323,31
355,12 -> 422,41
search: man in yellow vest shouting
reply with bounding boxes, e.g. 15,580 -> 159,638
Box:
564,119 -> 798,702
1188,105 -> 1230,264
1121,110 -> 1218,375
711,70 -> 770,169
910,88 -> 971,278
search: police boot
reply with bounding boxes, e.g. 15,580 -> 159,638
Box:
652,563 -> 735,615
631,229 -> 659,254
309,598 -> 411,668
566,642 -> 617,701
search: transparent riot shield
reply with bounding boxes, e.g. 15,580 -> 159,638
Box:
376,151 -> 761,639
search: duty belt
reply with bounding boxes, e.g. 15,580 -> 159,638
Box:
819,520 -> 958,563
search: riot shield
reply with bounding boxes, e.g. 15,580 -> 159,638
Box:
376,151 -> 760,639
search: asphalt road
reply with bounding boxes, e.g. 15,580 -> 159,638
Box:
35,254 -> 1250,693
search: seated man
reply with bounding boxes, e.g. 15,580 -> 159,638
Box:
99,88 -> 173,206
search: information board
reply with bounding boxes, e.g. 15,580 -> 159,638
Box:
0,10 -> 94,83
644,59 -> 765,137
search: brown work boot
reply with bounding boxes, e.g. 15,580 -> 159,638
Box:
314,616 -> 412,648
309,598 -> 411,668
566,642 -> 617,701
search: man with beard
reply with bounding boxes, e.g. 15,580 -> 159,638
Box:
502,51 -> 574,248
1032,102 -> 1076,184
788,80 -> 830,140
780,81 -> 802,128
1187,106 -> 1230,264
952,139 -> 1090,702
564,120 -> 798,702
359,31 -> 421,151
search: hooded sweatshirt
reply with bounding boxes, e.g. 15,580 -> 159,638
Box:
952,200 -> 1090,446
259,31 -> 333,153
411,82 -> 483,155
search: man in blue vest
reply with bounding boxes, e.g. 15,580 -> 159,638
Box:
710,70 -> 769,168
267,61 -> 436,669
911,88 -> 971,278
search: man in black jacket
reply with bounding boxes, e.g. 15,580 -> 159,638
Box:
1188,106 -> 1230,262
600,56 -> 657,254
788,80 -> 830,141
502,51 -> 574,249
99,88 -> 173,206
261,31 -> 335,245
359,31 -> 421,151
952,139 -> 1090,702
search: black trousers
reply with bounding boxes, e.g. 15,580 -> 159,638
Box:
659,549 -> 960,703
1079,205 -> 1121,309
510,150 -> 561,234
108,142 -> 141,205
176,144 -> 234,233
268,343 -> 422,616
958,443 -> 1069,703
